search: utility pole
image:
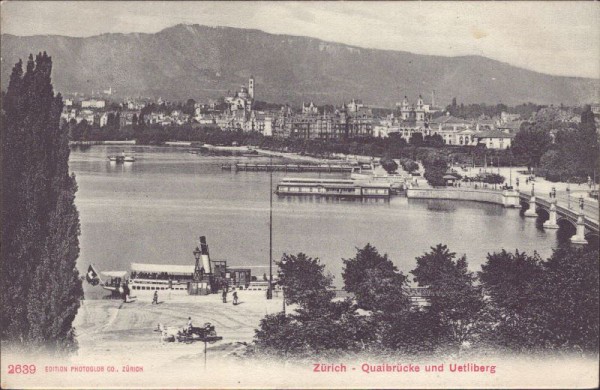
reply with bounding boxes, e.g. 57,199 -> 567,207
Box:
267,156 -> 273,300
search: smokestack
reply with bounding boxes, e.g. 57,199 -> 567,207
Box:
199,236 -> 212,274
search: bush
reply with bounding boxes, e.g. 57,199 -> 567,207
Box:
380,157 -> 398,174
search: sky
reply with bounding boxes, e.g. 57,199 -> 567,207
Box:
1,1 -> 599,79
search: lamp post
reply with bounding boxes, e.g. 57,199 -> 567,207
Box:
531,182 -> 535,197
579,196 -> 584,211
193,246 -> 202,281
567,185 -> 571,209
192,246 -> 204,295
484,152 -> 487,173
280,258 -> 286,314
509,154 -> 513,188
267,156 -> 273,300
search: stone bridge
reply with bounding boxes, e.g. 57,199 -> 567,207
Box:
520,191 -> 599,245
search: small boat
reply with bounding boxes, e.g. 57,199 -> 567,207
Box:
108,151 -> 135,163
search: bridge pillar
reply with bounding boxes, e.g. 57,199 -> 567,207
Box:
570,214 -> 588,245
502,190 -> 521,208
543,199 -> 559,229
524,196 -> 538,217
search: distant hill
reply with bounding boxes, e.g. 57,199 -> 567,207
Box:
1,24 -> 598,106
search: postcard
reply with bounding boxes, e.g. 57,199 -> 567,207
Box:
1,1 -> 598,388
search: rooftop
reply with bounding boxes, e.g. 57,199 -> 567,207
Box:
429,115 -> 472,125
131,263 -> 194,275
474,130 -> 515,139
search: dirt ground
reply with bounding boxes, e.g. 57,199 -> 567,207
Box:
73,290 -> 284,363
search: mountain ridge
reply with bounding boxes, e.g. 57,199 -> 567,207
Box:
2,23 -> 598,106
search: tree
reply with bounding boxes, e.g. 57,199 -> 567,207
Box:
400,158 -> 419,174
253,299 -> 374,357
424,133 -> 444,148
540,149 -> 570,181
255,251 -> 373,358
537,246 -> 599,352
532,108 -> 598,181
1,53 -> 83,352
423,157 -> 448,187
342,244 -> 397,295
574,105 -> 599,178
278,253 -> 334,308
354,267 -> 410,314
380,309 -> 447,354
479,246 -> 599,353
380,156 -> 398,174
478,250 -> 546,351
512,122 -> 553,171
409,132 -> 424,146
411,245 -> 485,351
342,244 -> 410,313
253,313 -> 300,356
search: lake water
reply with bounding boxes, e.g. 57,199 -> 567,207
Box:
70,146 -> 565,293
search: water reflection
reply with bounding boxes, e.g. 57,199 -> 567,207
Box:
408,198 -> 505,216
425,200 -> 457,213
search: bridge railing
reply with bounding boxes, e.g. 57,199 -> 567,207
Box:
519,191 -> 599,232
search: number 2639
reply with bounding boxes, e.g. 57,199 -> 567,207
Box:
8,364 -> 36,374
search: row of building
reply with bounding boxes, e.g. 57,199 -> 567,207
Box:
61,77 -> 524,149
208,79 -> 519,148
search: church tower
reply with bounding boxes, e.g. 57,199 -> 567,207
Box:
416,95 -> 425,122
248,76 -> 255,99
400,96 -> 411,120
416,95 -> 424,110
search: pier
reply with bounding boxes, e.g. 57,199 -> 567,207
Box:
222,163 -> 358,173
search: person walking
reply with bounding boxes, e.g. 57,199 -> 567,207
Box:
232,291 -> 238,305
152,290 -> 158,304
222,288 -> 227,303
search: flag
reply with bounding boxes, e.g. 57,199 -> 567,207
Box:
86,265 -> 100,286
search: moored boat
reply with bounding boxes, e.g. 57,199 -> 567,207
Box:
108,151 -> 135,163
85,236 -> 258,297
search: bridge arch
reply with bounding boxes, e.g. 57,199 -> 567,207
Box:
584,232 -> 599,249
557,217 -> 577,230
536,207 -> 550,220
519,199 -> 533,217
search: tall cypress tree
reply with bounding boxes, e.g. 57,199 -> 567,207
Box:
1,52 -> 83,352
